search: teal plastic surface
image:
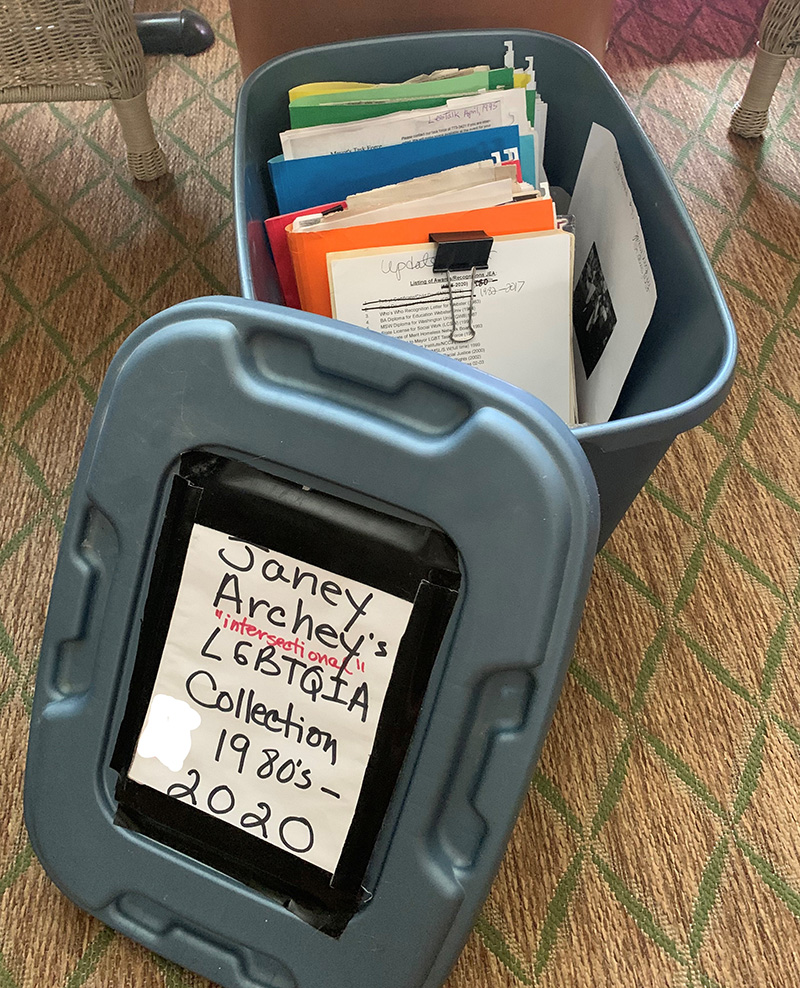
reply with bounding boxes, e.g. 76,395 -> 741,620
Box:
26,297 -> 599,988
233,30 -> 737,546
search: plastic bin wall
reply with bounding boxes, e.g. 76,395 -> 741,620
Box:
233,30 -> 737,547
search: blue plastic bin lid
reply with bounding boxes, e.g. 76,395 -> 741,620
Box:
25,296 -> 599,988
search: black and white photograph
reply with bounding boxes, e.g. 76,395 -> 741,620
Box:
573,241 -> 618,378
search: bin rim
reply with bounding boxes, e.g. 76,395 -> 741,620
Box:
234,27 -> 607,105
573,243 -> 737,452
573,323 -> 737,450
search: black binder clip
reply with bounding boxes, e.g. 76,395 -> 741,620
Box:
429,231 -> 493,344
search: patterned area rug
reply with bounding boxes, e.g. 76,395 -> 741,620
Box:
2,1 -> 800,986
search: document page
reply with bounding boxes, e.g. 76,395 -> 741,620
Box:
329,230 -> 575,424
569,123 -> 657,424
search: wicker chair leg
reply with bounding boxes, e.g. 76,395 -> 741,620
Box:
731,44 -> 792,137
111,91 -> 169,180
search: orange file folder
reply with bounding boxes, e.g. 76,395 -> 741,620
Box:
287,197 -> 557,317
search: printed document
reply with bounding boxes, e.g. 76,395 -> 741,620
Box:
329,230 -> 575,424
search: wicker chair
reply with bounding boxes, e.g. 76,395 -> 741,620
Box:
730,0 -> 800,138
0,0 -> 168,180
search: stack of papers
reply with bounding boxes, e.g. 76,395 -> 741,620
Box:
263,42 -> 657,428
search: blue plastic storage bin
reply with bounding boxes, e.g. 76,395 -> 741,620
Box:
233,30 -> 737,546
25,29 -> 737,988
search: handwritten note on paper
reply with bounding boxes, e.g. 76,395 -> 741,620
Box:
280,89 -> 532,160
329,230 -> 575,425
128,524 -> 414,875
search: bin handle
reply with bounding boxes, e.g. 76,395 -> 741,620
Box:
241,322 -> 475,438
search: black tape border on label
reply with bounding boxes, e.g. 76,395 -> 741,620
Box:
112,452 -> 460,936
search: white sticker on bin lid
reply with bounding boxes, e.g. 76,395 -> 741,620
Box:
129,523 -> 414,875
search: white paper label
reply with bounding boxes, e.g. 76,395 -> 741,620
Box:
128,523 -> 414,875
